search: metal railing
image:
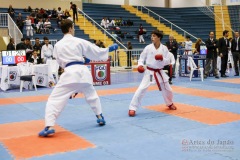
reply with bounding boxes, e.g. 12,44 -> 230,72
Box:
30,39 -> 58,46
112,47 -> 202,69
77,8 -> 127,49
198,3 -> 234,32
137,6 -> 198,40
0,13 -> 23,47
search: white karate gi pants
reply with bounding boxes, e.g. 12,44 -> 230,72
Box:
139,35 -> 145,43
129,70 -> 173,111
45,82 -> 102,127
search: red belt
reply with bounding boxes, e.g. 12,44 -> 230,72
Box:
184,50 -> 192,55
147,66 -> 163,91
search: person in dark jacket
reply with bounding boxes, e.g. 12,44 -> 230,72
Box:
7,38 -> 15,50
204,31 -> 219,78
231,31 -> 240,76
166,35 -> 178,77
126,41 -> 133,68
218,30 -> 230,77
16,38 -> 26,50
28,50 -> 42,64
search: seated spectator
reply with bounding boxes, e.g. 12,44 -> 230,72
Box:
101,17 -> 107,29
119,17 -> 123,26
106,18 -> 110,29
7,38 -> 15,50
33,37 -> 42,58
36,18 -> 44,34
112,32 -> 122,42
46,9 -> 51,17
8,5 -> 15,19
63,9 -> 71,19
36,10 -> 43,20
57,7 -> 63,16
39,8 -> 45,14
127,19 -> 133,26
51,8 -> 58,18
42,10 -> 49,20
56,15 -> 63,28
28,50 -> 42,64
109,18 -> 116,27
43,19 -> 55,34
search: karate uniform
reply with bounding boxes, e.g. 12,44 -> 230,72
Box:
129,43 -> 174,111
184,41 -> 193,55
45,34 -> 109,127
41,44 -> 54,63
25,19 -> 33,37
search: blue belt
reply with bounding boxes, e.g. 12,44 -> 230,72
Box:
65,61 -> 84,67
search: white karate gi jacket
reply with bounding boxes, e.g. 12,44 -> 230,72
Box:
53,34 -> 109,86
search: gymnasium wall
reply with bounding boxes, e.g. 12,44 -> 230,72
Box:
0,0 -> 82,10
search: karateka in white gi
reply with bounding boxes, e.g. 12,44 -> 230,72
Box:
39,19 -> 118,137
128,30 -> 177,117
41,37 -> 54,63
184,35 -> 193,55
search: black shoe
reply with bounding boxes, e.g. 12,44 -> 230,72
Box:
215,75 -> 219,79
204,75 -> 207,79
169,81 -> 173,85
234,74 -> 239,76
172,75 -> 176,78
221,75 -> 227,78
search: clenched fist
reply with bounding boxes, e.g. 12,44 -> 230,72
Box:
155,54 -> 163,61
137,65 -> 145,73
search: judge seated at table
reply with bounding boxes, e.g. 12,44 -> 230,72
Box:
28,50 -> 42,65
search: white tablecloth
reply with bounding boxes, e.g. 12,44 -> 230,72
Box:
0,64 -> 55,91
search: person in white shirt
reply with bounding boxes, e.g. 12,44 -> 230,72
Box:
128,30 -> 177,117
44,19 -> 55,34
100,17 -> 107,29
39,19 -> 118,137
110,18 -> 116,27
36,18 -> 44,33
163,52 -> 175,84
25,16 -> 33,37
41,37 -> 54,63
184,35 -> 193,55
28,50 -> 41,64
57,7 -> 63,16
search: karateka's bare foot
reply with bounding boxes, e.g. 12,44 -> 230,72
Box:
168,104 -> 177,110
128,110 -> 136,117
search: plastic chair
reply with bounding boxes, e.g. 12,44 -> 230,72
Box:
188,57 -> 204,81
17,62 -> 37,92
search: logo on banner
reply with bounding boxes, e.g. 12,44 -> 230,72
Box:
4,78 -> 8,83
37,76 -> 44,84
9,71 -> 17,81
95,64 -> 107,81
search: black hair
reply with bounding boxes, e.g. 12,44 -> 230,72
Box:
151,30 -> 163,40
223,30 -> 229,36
